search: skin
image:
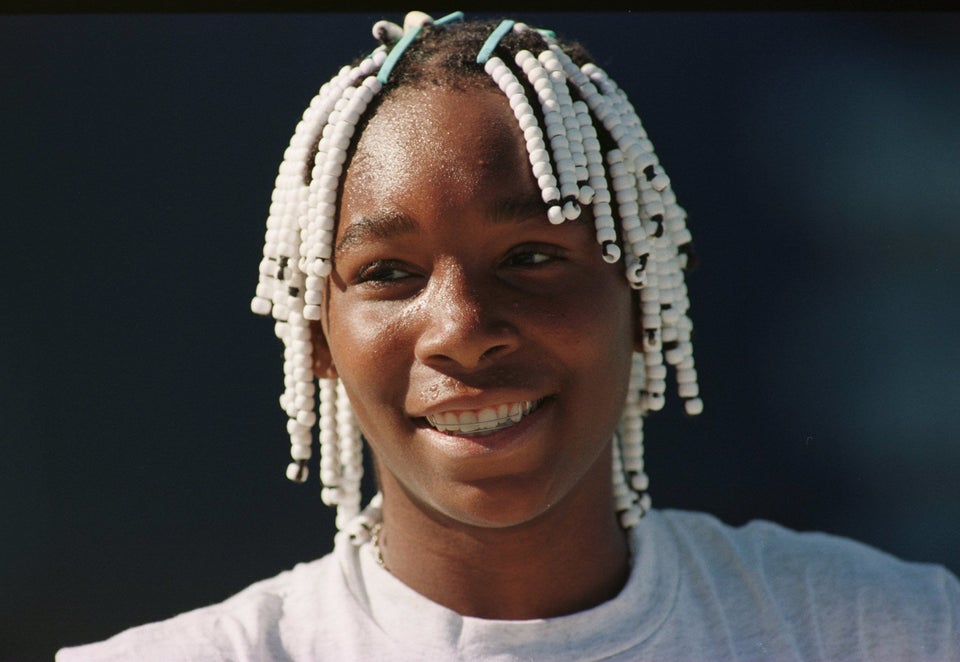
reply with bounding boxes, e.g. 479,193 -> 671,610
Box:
313,85 -> 643,620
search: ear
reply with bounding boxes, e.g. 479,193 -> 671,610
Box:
310,319 -> 339,379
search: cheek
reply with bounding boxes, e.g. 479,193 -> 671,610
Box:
547,277 -> 635,358
552,280 -> 636,419
324,299 -> 415,419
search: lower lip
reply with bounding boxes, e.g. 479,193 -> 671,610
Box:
420,400 -> 550,458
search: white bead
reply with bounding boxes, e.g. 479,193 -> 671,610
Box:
560,181 -> 579,199
619,200 -> 639,218
250,297 -> 271,315
290,444 -> 312,460
286,462 -> 308,482
647,365 -> 667,380
631,472 -> 650,492
578,185 -> 595,204
602,243 -> 621,263
532,161 -> 551,178
547,206 -> 565,224
530,148 -> 549,164
611,174 -> 635,192
490,65 -> 510,85
596,227 -> 616,244
616,186 -> 638,203
554,156 -> 575,174
620,507 -> 643,529
294,395 -> 313,411
317,187 -> 337,204
644,349 -> 663,366
537,173 -> 557,190
626,144 -> 656,171
624,227 -> 644,244
684,398 -> 704,416
297,410 -> 317,427
317,174 -> 338,190
677,368 -> 697,384
665,346 -> 684,364
640,300 -> 660,319
523,126 -> 543,142
321,487 -> 341,505
678,382 -> 699,399
646,378 -> 666,394
321,159 -> 342,177
645,393 -> 665,411
608,161 -> 628,177
403,10 -> 433,31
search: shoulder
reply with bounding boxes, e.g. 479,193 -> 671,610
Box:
651,509 -> 960,659
659,507 -> 957,591
56,552 -> 343,662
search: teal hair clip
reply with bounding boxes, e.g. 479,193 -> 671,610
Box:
476,19 -> 515,64
378,11 -> 465,84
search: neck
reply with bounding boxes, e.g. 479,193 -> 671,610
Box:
374,458 -> 631,620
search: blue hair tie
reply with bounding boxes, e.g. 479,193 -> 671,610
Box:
378,11 -> 465,84
435,11 -> 464,26
476,19 -> 515,64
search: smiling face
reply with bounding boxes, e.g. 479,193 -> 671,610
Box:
317,85 -> 638,530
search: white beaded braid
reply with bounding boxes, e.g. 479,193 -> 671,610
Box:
252,12 -> 702,538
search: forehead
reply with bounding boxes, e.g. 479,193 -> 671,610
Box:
342,87 -> 533,212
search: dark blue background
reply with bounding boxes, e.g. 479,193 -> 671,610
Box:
2,12 -> 958,660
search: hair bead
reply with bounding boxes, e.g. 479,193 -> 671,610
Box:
486,54 -> 563,221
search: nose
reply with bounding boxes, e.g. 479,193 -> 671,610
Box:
413,263 -> 519,371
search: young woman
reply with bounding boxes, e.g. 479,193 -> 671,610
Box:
58,12 -> 959,661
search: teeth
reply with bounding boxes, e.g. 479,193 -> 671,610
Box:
425,400 -> 541,435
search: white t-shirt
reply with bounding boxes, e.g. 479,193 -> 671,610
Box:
57,509 -> 960,661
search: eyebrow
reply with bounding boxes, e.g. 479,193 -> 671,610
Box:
489,197 -> 549,225
334,196 -> 550,256
335,210 -> 418,256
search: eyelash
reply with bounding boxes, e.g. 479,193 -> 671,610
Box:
354,245 -> 564,287
356,261 -> 414,284
504,245 -> 564,268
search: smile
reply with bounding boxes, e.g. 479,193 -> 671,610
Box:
425,400 -> 543,436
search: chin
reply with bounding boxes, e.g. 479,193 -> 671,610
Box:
434,473 -> 571,530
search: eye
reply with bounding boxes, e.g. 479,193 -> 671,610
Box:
503,245 -> 565,268
356,260 -> 414,284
